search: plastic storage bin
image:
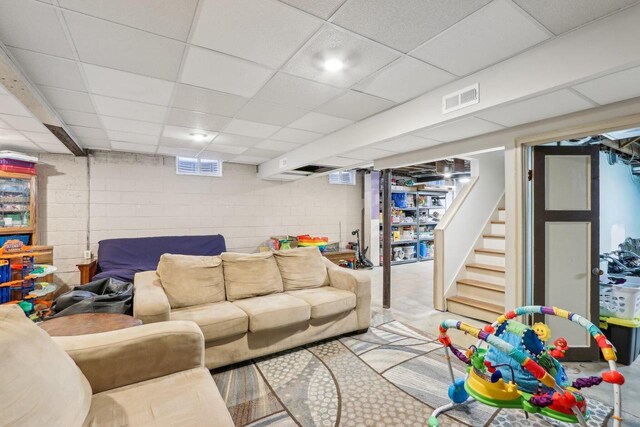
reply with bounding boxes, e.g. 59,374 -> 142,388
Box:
600,316 -> 640,365
600,276 -> 640,319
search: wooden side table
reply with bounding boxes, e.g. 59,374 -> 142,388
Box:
39,313 -> 142,336
77,258 -> 97,285
322,250 -> 357,269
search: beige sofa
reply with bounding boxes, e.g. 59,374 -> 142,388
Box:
134,247 -> 371,369
0,304 -> 234,427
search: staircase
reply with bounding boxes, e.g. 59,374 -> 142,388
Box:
446,208 -> 505,322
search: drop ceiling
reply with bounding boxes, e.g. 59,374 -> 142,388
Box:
0,0 -> 638,170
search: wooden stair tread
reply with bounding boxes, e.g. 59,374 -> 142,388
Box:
474,248 -> 505,255
466,263 -> 505,273
491,220 -> 505,224
447,295 -> 504,314
457,278 -> 505,292
483,234 -> 505,239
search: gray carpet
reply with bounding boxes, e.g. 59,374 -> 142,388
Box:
211,320 -> 613,426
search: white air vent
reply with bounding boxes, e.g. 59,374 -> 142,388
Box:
279,157 -> 288,168
442,83 -> 479,114
176,157 -> 222,177
328,170 -> 356,185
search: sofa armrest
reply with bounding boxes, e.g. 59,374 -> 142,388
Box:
77,259 -> 97,285
323,258 -> 371,330
53,321 -> 204,393
134,270 -> 170,324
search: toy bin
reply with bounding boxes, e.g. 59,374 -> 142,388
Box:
600,278 -> 640,319
600,316 -> 640,365
0,283 -> 10,303
0,259 -> 10,283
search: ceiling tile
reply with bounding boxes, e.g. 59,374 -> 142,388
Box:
210,133 -> 262,148
8,48 -> 86,91
354,57 -> 455,103
411,0 -> 550,76
107,130 -> 159,145
0,94 -> 32,116
317,156 -> 364,167
289,111 -> 353,133
0,114 -> 47,132
513,0 -> 638,35
332,0 -> 490,52
180,46 -> 274,98
279,0 -> 346,19
57,110 -> 102,128
83,64 -> 175,105
162,125 -> 216,143
242,147 -> 283,159
38,86 -> 95,112
78,137 -> 111,149
255,73 -> 343,110
0,139 -> 43,153
57,0 -> 198,41
375,135 -> 441,152
283,26 -> 399,88
415,117 -> 504,142
315,90 -> 395,121
270,127 -> 323,143
0,0 -> 75,58
21,131 -> 59,144
69,125 -> 107,140
198,149 -> 237,162
166,109 -> 231,132
0,128 -> 30,143
476,89 -> 594,127
159,136 -> 210,150
172,84 -> 248,117
0,118 -> 8,129
341,147 -> 395,160
192,0 -> 322,69
230,155 -> 271,165
255,139 -> 301,152
224,119 -> 280,139
101,116 -> 162,136
36,142 -> 72,154
157,146 -> 201,157
92,95 -> 167,123
203,143 -> 248,155
236,99 -> 307,127
65,12 -> 184,81
572,66 -> 640,105
110,141 -> 157,154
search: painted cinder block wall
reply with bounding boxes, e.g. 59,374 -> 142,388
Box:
37,151 -> 363,285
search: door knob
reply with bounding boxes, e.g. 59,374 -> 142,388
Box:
592,268 -> 603,276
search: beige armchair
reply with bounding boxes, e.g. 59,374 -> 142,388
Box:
0,305 -> 233,427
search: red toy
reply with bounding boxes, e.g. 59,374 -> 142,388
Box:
549,337 -> 569,359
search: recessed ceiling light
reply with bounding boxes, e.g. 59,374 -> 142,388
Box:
190,132 -> 208,142
323,58 -> 344,72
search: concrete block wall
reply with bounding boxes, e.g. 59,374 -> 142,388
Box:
37,151 -> 362,285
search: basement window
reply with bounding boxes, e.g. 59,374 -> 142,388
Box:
328,170 -> 356,185
176,157 -> 222,177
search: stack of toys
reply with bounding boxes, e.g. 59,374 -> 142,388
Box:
0,240 -> 55,319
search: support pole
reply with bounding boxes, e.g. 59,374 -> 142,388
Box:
382,169 -> 392,309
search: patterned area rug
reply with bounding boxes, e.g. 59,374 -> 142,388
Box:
211,321 -> 613,426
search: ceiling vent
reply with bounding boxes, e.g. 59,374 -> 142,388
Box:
442,83 -> 479,114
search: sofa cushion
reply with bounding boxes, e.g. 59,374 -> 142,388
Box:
171,302 -> 248,342
0,305 -> 92,426
222,252 -> 284,301
287,287 -> 357,319
157,254 -> 225,308
84,367 -> 234,427
233,294 -> 310,332
274,246 -> 329,291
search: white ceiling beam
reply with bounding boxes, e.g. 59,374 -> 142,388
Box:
258,3 -> 640,178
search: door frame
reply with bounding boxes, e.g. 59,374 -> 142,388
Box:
532,145 -> 600,360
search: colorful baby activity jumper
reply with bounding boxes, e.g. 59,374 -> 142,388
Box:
429,306 -> 624,427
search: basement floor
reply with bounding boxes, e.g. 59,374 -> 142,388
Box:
363,262 -> 640,425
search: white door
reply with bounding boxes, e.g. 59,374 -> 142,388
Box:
533,145 -> 599,361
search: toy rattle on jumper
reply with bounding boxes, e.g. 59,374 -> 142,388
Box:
428,306 -> 624,427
